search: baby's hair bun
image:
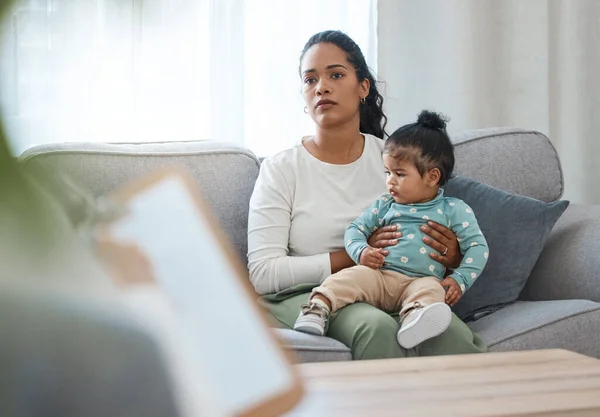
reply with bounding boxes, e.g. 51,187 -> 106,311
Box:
417,110 -> 449,131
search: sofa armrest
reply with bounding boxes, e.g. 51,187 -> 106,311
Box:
521,203 -> 600,302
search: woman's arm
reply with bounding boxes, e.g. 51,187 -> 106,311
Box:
329,250 -> 355,274
247,160 -> 332,295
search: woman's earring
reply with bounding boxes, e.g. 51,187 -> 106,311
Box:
304,106 -> 308,114
360,97 -> 366,104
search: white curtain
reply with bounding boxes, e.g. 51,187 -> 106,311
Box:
377,0 -> 600,204
0,0 -> 378,156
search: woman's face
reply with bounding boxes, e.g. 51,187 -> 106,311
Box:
300,43 -> 369,130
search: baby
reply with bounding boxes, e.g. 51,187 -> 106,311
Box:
294,110 -> 489,348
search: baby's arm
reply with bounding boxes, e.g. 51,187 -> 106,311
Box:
344,196 -> 390,267
446,200 -> 489,294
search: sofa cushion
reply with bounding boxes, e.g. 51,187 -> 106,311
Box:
452,128 -> 564,203
467,300 -> 600,358
273,328 -> 352,363
19,141 -> 261,264
444,176 -> 569,320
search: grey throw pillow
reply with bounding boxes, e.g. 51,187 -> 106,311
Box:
443,176 -> 569,321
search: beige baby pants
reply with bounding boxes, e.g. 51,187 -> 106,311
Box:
311,265 -> 446,317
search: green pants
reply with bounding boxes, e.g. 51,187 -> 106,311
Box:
260,284 -> 487,360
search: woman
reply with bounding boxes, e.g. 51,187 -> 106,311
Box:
247,30 -> 486,359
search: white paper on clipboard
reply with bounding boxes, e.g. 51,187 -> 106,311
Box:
102,172 -> 301,417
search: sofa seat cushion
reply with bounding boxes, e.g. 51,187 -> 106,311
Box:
467,300 -> 600,358
273,328 -> 351,363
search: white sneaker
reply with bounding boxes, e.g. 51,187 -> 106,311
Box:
293,302 -> 329,336
397,302 -> 452,349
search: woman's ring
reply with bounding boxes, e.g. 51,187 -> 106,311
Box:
442,247 -> 448,256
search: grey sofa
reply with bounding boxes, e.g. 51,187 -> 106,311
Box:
19,128 -> 600,363
0,289 -> 180,417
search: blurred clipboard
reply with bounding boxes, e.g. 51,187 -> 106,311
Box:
94,168 -> 303,417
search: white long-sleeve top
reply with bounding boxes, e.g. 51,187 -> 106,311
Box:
247,134 -> 387,295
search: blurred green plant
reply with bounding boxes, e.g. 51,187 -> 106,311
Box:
0,0 -> 22,179
0,0 -> 65,252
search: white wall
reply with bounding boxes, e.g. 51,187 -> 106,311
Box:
377,0 -> 550,135
377,0 -> 600,204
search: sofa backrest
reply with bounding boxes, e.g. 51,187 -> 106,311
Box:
19,141 -> 260,263
18,128 -> 563,264
452,128 -> 564,203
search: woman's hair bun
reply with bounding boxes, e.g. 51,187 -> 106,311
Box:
417,110 -> 448,131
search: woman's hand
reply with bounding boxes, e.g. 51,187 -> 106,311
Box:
367,225 -> 401,255
96,236 -> 156,286
420,221 -> 462,269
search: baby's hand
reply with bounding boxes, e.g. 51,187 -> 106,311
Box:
440,276 -> 462,307
359,246 -> 385,269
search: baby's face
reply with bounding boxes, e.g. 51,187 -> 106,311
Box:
383,154 -> 437,204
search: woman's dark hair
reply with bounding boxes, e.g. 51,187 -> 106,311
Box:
384,110 -> 455,186
300,30 -> 388,139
